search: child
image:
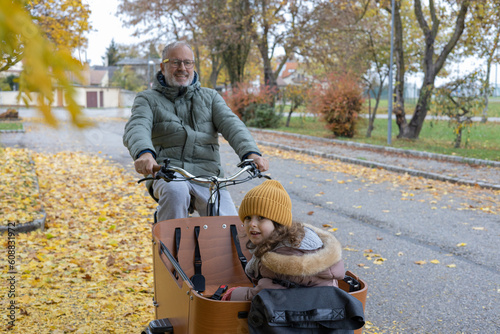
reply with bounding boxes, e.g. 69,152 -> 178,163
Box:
222,180 -> 345,301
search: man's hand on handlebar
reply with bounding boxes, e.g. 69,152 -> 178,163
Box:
134,152 -> 159,176
247,154 -> 269,172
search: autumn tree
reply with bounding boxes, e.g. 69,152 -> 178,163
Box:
282,82 -> 310,127
118,0 -> 216,85
196,0 -> 254,86
111,65 -> 146,92
377,0 -> 406,134
0,0 -> 91,127
251,0 -> 316,91
393,0 -> 471,139
433,71 -> 485,148
460,0 -> 500,122
29,0 -> 91,51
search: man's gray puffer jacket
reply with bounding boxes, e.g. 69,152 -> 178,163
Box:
123,71 -> 261,180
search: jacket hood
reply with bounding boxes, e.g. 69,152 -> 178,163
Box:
152,70 -> 200,101
260,224 -> 343,277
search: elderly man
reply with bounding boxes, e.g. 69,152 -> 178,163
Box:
123,41 -> 269,221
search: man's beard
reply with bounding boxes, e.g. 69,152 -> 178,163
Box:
165,70 -> 194,87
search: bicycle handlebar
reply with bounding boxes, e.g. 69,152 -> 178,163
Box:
138,158 -> 269,186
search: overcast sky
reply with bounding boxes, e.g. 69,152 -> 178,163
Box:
79,0 -> 499,89
80,0 -> 140,66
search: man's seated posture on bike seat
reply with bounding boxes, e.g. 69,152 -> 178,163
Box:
123,40 -> 268,221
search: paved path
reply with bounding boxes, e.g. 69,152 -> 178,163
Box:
250,129 -> 500,191
1,111 -> 499,333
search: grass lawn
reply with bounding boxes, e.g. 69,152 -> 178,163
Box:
0,121 -> 23,131
361,98 -> 500,118
274,116 -> 500,162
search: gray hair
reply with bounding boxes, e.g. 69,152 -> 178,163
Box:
162,41 -> 194,60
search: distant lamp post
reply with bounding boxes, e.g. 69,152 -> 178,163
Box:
149,60 -> 155,88
387,0 -> 395,145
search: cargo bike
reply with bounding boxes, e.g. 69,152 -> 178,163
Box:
139,159 -> 368,334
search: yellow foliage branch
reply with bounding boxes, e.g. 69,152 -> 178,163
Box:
1,0 -> 90,127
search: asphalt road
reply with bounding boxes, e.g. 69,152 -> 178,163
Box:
1,112 -> 499,333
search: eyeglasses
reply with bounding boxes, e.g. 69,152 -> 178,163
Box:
163,58 -> 195,69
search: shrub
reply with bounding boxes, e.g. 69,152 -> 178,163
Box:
307,73 -> 364,138
222,83 -> 278,127
432,71 -> 486,148
245,103 -> 281,128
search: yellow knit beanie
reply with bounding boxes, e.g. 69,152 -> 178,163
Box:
239,180 -> 292,227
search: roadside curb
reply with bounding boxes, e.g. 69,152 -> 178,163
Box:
252,129 -> 500,191
0,155 -> 46,234
0,130 -> 25,133
251,128 -> 500,168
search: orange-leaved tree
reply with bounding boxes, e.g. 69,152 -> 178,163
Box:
308,72 -> 364,138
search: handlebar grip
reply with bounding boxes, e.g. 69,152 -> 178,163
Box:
153,165 -> 162,172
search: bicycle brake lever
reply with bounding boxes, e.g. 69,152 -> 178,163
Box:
155,168 -> 176,182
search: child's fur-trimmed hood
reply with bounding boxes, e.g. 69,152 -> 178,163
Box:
260,223 -> 342,277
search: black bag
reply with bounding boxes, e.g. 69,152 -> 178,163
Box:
248,286 -> 365,334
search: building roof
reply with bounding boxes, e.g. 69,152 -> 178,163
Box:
89,70 -> 107,85
280,62 -> 299,79
116,58 -> 162,66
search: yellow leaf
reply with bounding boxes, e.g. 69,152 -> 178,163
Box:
414,260 -> 427,265
447,264 -> 456,268
430,259 -> 440,264
456,243 -> 467,247
328,228 -> 338,232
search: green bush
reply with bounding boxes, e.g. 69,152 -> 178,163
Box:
245,103 -> 281,128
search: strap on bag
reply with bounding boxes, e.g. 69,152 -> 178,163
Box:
190,226 -> 205,292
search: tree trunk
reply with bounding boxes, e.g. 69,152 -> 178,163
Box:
257,39 -> 278,89
367,85 -> 383,138
454,122 -> 463,148
402,0 -> 470,139
407,82 -> 433,138
392,0 -> 408,138
286,103 -> 297,127
209,54 -> 224,89
366,90 -> 373,137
